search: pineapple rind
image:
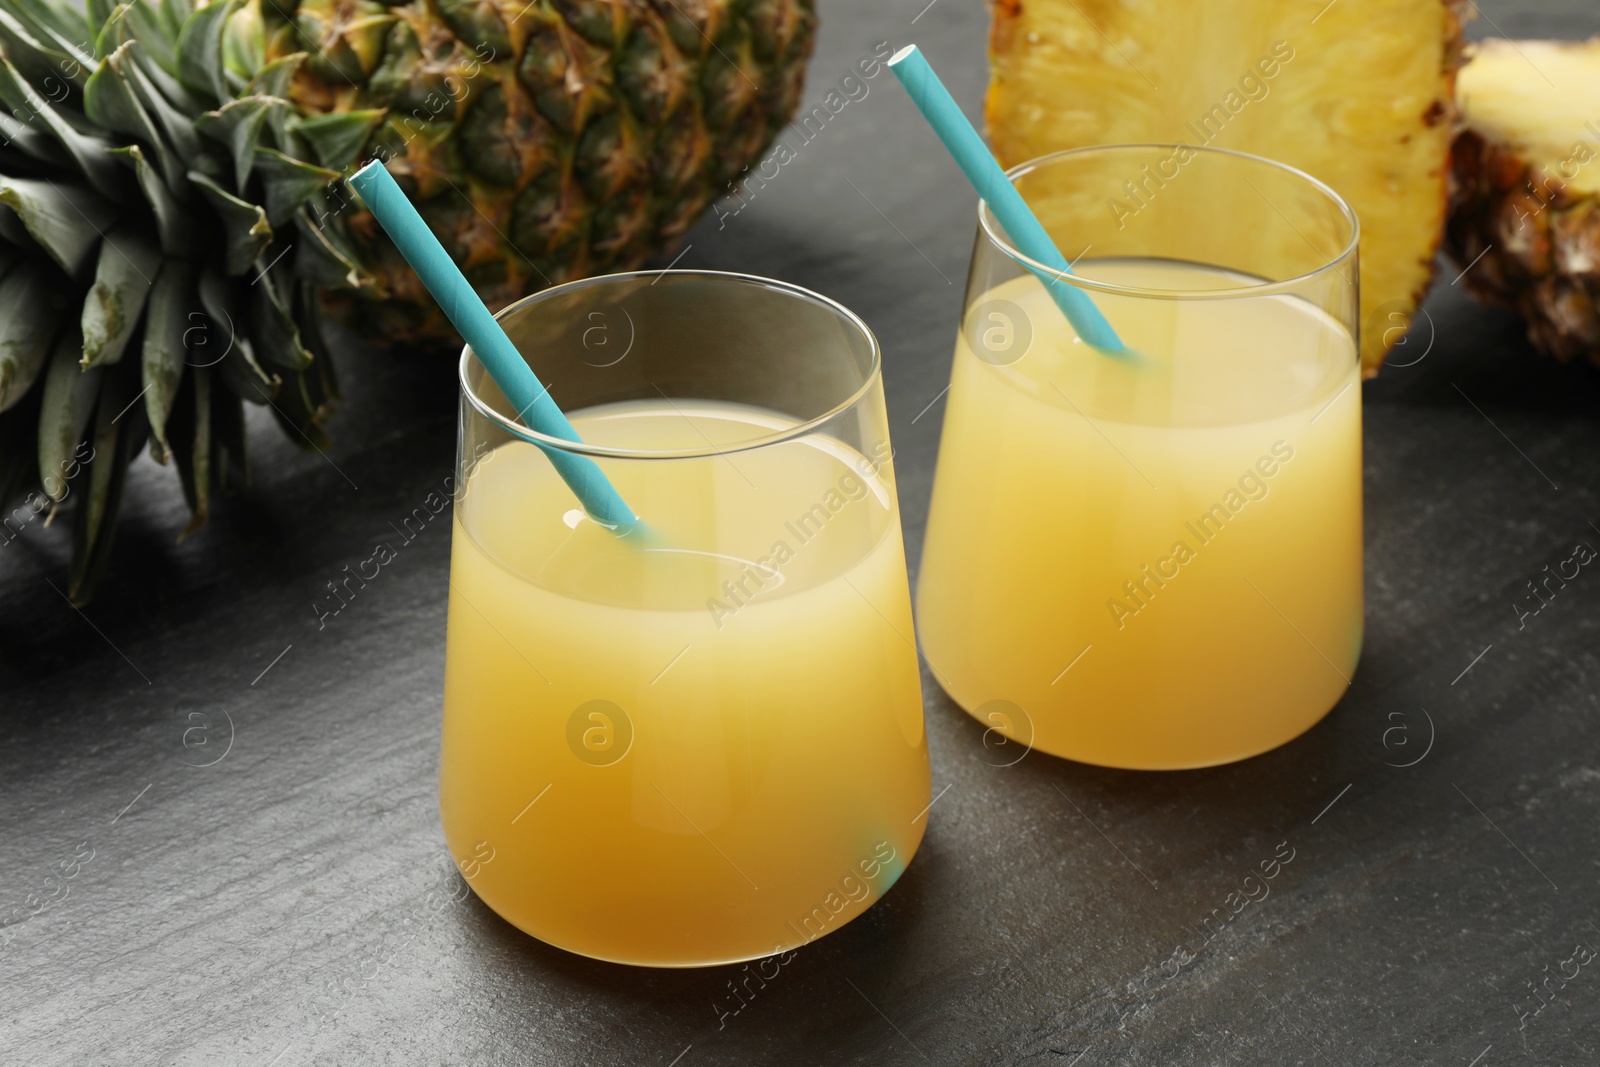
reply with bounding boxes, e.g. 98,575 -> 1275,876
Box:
1444,38 -> 1600,365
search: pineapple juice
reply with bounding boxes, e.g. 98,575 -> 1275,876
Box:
440,400 -> 929,967
916,260 -> 1362,769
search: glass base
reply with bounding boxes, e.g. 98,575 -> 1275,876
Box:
449,822 -> 928,969
935,672 -> 1353,771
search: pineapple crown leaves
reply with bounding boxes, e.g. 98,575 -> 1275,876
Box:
0,0 -> 817,602
0,0 -> 381,601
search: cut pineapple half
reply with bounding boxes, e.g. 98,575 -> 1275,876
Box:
1446,38 -> 1600,363
987,0 -> 1467,375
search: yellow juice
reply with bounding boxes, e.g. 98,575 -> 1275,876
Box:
916,260 -> 1362,769
440,401 -> 929,966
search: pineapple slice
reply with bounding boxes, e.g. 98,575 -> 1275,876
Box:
1446,38 -> 1600,364
986,0 -> 1467,375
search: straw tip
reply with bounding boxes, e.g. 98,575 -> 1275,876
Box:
888,44 -> 919,66
348,158 -> 386,191
1089,336 -> 1144,365
611,517 -> 659,546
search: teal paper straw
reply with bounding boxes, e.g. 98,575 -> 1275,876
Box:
348,160 -> 639,531
887,45 -> 1129,356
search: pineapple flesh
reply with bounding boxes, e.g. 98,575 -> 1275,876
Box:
1446,38 -> 1600,363
986,0 -> 1467,375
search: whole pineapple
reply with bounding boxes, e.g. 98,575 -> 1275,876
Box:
0,0 -> 814,601
984,0 -> 1467,376
1445,38 -> 1600,364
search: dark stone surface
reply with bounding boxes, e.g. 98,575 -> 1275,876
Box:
4,2 -> 1600,1064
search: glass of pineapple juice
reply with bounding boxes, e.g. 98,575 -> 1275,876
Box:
917,144 -> 1362,770
441,270 -> 930,967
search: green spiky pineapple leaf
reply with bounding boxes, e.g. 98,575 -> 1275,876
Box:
292,207 -> 366,290
0,176 -> 115,280
188,168 -> 269,272
36,325 -> 99,501
105,0 -> 176,72
194,94 -> 275,191
0,368 -> 42,509
117,43 -> 202,165
220,0 -> 262,82
68,360 -> 145,601
0,58 -> 122,197
81,230 -> 162,368
0,7 -> 87,93
174,0 -> 233,103
253,145 -> 337,224
7,0 -> 93,65
246,260 -> 311,371
291,109 -> 385,171
140,256 -> 192,460
195,264 -> 276,404
0,106 -> 70,167
112,144 -> 190,251
0,261 -> 57,412
85,43 -> 159,137
166,361 -> 210,534
88,44 -> 193,191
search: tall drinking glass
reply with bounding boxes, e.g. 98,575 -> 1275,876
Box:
917,145 -> 1361,770
441,271 -> 929,967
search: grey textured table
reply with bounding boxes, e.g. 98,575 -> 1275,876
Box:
5,3 -> 1600,1064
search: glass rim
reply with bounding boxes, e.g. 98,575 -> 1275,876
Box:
457,268 -> 883,460
978,143 -> 1361,301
